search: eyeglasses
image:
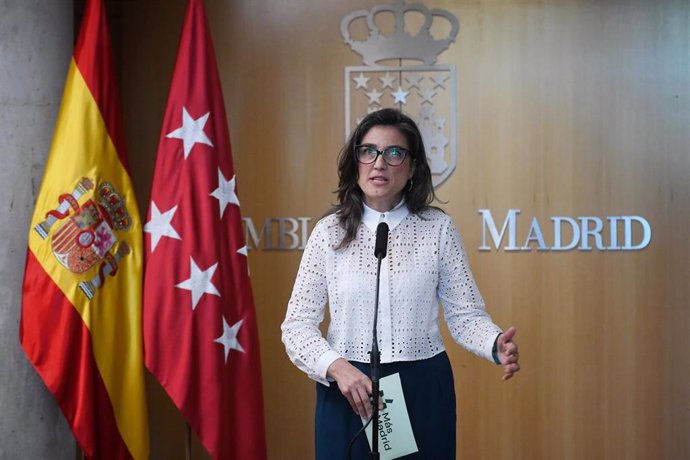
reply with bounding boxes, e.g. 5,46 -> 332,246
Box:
354,144 -> 410,166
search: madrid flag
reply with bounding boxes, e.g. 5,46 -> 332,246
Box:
143,0 -> 267,458
20,0 -> 149,458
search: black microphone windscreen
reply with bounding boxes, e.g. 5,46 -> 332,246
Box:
374,222 -> 389,259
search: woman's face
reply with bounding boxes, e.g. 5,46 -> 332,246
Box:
357,126 -> 414,212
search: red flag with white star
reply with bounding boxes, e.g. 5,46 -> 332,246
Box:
142,0 -> 267,458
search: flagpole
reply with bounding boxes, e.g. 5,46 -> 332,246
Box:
185,422 -> 192,460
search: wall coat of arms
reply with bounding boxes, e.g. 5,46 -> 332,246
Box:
342,0 -> 459,187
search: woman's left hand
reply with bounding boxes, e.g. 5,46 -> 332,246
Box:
497,326 -> 520,381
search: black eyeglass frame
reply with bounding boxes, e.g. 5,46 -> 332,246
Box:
354,144 -> 411,166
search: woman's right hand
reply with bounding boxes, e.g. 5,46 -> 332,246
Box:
327,358 -> 374,419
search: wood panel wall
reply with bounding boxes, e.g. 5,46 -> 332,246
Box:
120,1 -> 690,459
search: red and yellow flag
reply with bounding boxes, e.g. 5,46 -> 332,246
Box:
143,0 -> 267,458
19,0 -> 148,458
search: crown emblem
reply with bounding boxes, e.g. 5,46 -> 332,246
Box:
97,182 -> 131,231
341,0 -> 459,66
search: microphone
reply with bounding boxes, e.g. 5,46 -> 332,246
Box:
374,222 -> 389,259
370,221 -> 388,459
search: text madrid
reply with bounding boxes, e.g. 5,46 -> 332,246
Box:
242,209 -> 651,252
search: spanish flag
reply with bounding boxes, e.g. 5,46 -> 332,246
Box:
19,0 -> 148,458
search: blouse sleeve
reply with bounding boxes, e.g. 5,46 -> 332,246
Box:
281,219 -> 341,386
438,215 -> 502,362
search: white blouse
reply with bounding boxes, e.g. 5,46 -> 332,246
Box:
281,204 -> 502,386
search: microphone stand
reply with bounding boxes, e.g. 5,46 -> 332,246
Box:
370,252 -> 383,459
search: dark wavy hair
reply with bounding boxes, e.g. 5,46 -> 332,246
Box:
330,108 -> 437,248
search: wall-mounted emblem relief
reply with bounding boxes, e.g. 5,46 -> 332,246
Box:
342,0 -> 460,187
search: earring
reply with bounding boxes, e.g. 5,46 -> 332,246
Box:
408,178 -> 414,191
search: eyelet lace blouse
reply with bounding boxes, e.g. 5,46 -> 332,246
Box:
281,205 -> 502,386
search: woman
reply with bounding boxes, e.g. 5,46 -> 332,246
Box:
281,108 -> 519,459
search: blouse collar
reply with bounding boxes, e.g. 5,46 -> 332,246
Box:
362,199 -> 410,233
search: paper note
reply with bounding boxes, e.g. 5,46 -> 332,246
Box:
362,372 -> 418,459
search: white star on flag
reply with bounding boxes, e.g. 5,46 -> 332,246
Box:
210,169 -> 239,218
144,202 -> 182,252
392,86 -> 410,104
175,257 -> 221,310
238,246 -> 250,275
165,107 -> 214,158
214,317 -> 245,363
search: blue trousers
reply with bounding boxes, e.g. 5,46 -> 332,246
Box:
315,352 -> 456,460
